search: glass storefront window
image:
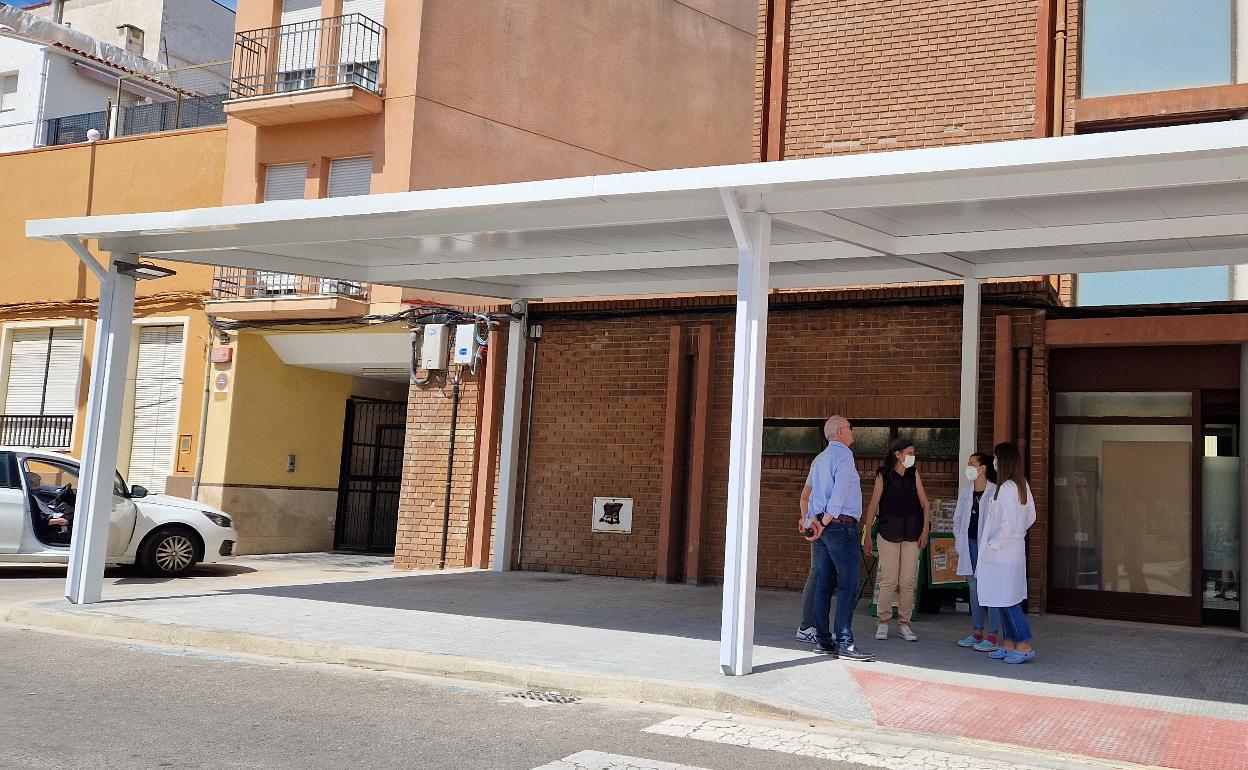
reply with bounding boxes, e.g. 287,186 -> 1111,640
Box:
897,426 -> 960,458
1081,0 -> 1234,98
1052,423 -> 1192,597
761,424 -> 825,456
1055,392 -> 1192,418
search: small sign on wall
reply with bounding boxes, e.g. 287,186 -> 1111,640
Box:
592,497 -> 633,533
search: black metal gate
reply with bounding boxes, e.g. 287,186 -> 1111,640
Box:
334,399 -> 407,553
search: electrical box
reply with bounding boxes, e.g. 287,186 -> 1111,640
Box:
422,324 -> 449,370
453,324 -> 476,365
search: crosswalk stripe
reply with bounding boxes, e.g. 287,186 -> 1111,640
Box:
643,716 -> 1056,770
530,750 -> 712,770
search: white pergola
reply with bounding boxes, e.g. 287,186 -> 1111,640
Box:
29,120 -> 1248,673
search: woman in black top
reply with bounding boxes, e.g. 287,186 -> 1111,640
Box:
862,438 -> 930,642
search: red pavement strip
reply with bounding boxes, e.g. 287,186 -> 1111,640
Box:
850,670 -> 1248,770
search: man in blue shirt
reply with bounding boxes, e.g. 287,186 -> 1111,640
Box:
801,416 -> 873,661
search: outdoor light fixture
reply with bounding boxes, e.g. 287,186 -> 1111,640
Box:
114,260 -> 176,280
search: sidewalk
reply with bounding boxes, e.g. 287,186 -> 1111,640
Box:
7,568 -> 1248,770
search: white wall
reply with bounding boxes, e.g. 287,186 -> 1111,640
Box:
31,0 -> 234,67
160,0 -> 235,68
40,54 -> 123,122
0,37 -> 48,153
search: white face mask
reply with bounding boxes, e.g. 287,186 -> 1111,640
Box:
902,454 -> 916,469
993,459 -> 1000,472
964,466 -> 980,482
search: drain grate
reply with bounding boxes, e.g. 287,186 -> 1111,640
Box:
507,690 -> 580,704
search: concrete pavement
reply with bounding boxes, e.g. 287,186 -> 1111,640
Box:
6,564 -> 1248,770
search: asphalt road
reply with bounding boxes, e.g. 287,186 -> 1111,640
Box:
0,624 -> 879,770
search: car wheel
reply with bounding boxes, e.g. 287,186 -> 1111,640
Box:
138,527 -> 200,577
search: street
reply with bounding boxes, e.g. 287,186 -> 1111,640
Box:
0,624 -> 873,770
0,562 -> 1114,770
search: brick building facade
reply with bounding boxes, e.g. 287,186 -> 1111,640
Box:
394,0 -> 1246,628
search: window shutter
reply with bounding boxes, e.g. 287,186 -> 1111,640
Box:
42,328 -> 83,415
127,325 -> 184,495
278,0 -> 322,75
264,162 -> 307,201
342,0 -> 385,25
327,156 -> 372,198
4,329 -> 51,415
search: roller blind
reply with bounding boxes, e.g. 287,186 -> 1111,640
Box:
264,162 -> 307,201
327,156 -> 372,198
127,325 -> 184,494
342,0 -> 384,25
4,327 -> 82,415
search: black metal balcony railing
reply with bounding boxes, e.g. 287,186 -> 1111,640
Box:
230,14 -> 386,100
43,111 -> 108,147
210,268 -> 369,301
0,415 -> 74,449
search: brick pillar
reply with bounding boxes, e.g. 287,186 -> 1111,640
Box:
395,366 -> 482,570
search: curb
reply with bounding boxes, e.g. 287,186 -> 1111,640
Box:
5,604 -> 817,724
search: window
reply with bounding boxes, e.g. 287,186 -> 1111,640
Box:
1081,0 -> 1236,98
3,327 -> 83,416
761,419 -> 958,459
327,156 -> 372,197
0,452 -> 18,489
0,74 -> 17,112
263,162 -> 307,201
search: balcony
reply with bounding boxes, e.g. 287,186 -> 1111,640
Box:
206,268 -> 372,320
1,415 -> 73,449
226,14 -> 386,127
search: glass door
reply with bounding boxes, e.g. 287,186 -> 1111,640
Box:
1049,391 -> 1200,624
1202,414 -> 1240,625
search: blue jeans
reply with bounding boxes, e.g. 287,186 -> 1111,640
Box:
812,520 -> 860,648
800,541 -> 835,629
966,540 -> 1000,635
999,602 -> 1032,643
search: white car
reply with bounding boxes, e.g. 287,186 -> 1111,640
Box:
0,447 -> 238,577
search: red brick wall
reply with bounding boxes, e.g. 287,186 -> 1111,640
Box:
509,284 -> 1053,601
778,0 -> 1040,158
395,368 -> 484,570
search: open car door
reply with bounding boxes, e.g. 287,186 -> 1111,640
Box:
21,457 -> 138,558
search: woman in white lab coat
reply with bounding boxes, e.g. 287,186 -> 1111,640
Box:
975,442 -> 1038,664
951,451 -> 1000,651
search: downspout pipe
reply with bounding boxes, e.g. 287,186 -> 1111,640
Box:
51,0 -> 64,24
438,369 -> 463,570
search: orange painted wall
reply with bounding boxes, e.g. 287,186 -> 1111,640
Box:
225,0 -> 754,201
0,127 -> 227,476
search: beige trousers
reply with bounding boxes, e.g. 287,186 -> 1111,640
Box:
876,536 -> 920,624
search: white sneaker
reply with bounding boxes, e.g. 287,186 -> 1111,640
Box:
898,624 -> 918,642
874,623 -> 889,640
795,626 -> 817,644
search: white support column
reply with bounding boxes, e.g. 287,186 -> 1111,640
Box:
491,317 -> 527,571
65,258 -> 135,605
959,278 -> 982,463
719,189 -> 771,676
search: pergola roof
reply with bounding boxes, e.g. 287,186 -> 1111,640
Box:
28,121 -> 1248,299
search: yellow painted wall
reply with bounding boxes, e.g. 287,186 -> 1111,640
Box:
0,128 -> 227,488
202,330 -> 352,489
